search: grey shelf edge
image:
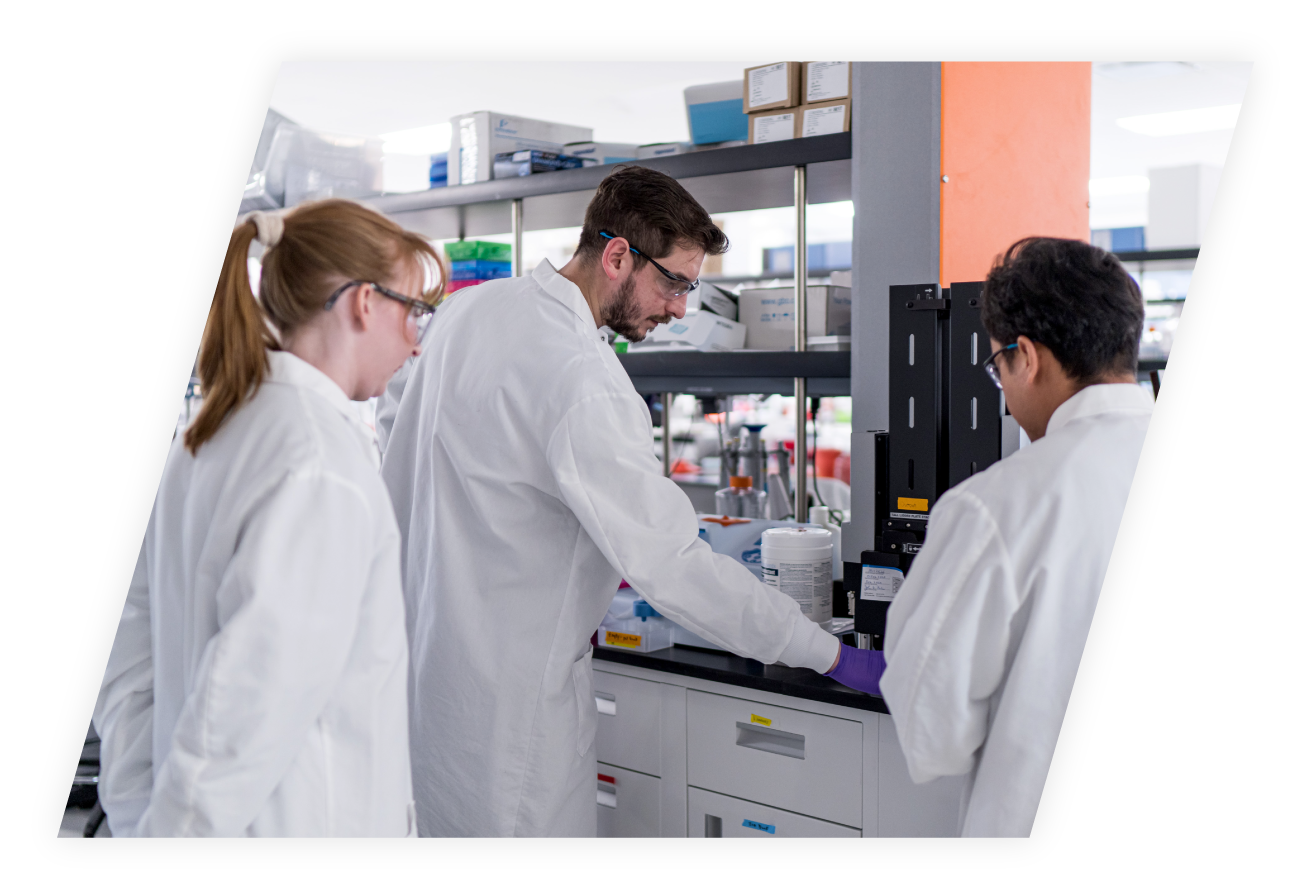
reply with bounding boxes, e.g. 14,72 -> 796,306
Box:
619,350 -> 851,397
362,133 -> 853,214
1113,248 -> 1200,263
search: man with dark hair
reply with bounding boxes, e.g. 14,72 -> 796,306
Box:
879,236 -> 1154,837
375,166 -> 850,837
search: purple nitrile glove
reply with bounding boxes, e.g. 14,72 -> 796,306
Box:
825,644 -> 887,696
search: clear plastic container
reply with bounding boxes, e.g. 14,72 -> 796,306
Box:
716,475 -> 767,517
597,616 -> 675,652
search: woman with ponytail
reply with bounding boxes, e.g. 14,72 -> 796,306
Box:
93,199 -> 444,837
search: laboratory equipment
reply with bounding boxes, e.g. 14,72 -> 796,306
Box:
716,476 -> 767,518
846,281 -> 1011,649
761,527 -> 833,624
739,424 -> 768,490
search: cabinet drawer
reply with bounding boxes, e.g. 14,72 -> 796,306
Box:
597,762 -> 661,838
687,787 -> 860,838
593,669 -> 662,776
686,689 -> 862,828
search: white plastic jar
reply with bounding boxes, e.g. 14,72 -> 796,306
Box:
761,527 -> 833,624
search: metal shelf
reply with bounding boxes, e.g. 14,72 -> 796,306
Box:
1113,248 -> 1199,263
361,133 -> 853,242
618,350 -> 851,397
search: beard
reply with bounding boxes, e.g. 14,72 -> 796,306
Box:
602,273 -> 671,342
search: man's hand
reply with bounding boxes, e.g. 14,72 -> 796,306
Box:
825,643 -> 887,696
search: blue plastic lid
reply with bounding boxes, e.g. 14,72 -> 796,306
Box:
633,599 -> 662,620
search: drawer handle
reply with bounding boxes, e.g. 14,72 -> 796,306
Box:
735,721 -> 805,760
705,814 -> 722,837
595,692 -> 616,715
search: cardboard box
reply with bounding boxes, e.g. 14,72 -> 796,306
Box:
800,99 -> 852,138
803,61 -> 852,104
690,282 -> 738,320
684,80 -> 749,145
737,285 -> 852,349
743,61 -> 802,113
564,141 -> 639,164
748,108 -> 800,144
637,141 -> 692,159
448,111 -> 592,185
627,309 -> 746,352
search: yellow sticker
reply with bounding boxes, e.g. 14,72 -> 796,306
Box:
605,631 -> 643,648
750,713 -> 773,727
897,497 -> 929,512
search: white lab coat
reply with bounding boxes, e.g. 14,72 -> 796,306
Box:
377,260 -> 839,837
880,383 -> 1154,837
93,350 -> 415,837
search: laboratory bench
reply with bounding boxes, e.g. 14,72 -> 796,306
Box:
591,643 -> 966,839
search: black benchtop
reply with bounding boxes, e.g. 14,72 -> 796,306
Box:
594,644 -> 888,715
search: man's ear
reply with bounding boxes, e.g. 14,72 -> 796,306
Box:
1015,335 -> 1042,386
601,238 -> 630,283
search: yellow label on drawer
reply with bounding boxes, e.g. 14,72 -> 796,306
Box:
749,713 -> 772,727
897,497 -> 929,512
604,631 -> 642,648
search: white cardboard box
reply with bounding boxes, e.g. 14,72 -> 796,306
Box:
627,308 -> 746,352
743,61 -> 802,112
637,141 -> 692,159
738,285 -> 852,349
800,100 -> 851,138
448,111 -> 592,185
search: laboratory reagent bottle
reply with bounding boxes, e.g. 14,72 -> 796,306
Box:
715,475 -> 767,518
761,527 -> 833,624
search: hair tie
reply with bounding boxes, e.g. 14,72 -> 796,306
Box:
242,210 -> 285,250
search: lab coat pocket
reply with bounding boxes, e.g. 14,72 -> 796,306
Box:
572,649 -> 597,757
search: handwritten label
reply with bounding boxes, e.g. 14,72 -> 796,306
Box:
897,497 -> 929,512
749,713 -> 772,727
743,819 -> 776,834
604,631 -> 642,648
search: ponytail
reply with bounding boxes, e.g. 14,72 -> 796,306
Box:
184,220 -> 276,453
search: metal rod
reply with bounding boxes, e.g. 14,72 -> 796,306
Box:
793,164 -> 808,523
511,198 -> 524,277
662,391 -> 674,477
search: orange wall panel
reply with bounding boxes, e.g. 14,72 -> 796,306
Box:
940,62 -> 1091,285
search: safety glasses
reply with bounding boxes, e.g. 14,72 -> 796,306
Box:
324,280 -> 437,343
983,343 -> 1020,389
599,231 -> 699,298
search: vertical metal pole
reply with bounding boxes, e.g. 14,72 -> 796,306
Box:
662,391 -> 674,477
511,198 -> 524,277
793,165 -> 809,522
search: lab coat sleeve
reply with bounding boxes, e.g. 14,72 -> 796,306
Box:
92,515 -> 158,836
547,393 -> 839,673
880,490 -> 1020,782
136,470 -> 376,836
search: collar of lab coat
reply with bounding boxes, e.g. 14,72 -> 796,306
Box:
265,349 -> 371,438
1046,382 -> 1154,436
533,258 -> 603,337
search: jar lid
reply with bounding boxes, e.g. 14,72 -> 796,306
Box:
729,476 -> 752,488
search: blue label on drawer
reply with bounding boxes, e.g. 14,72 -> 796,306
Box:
742,819 -> 776,834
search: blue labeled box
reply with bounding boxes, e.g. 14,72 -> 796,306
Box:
684,80 -> 749,145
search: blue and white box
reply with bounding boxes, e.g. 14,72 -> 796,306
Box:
564,141 -> 639,164
684,80 -> 750,145
448,111 -> 592,185
449,259 -> 512,280
637,141 -> 692,159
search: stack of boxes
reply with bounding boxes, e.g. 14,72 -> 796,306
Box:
744,61 -> 852,145
444,241 -> 513,295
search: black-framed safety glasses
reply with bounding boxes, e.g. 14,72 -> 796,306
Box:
983,342 -> 1020,389
324,280 -> 437,343
599,231 -> 699,298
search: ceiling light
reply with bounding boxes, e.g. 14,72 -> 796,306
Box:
1116,104 -> 1241,136
1089,176 -> 1150,197
380,123 -> 452,155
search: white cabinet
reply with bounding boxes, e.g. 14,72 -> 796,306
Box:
685,690 -> 863,829
597,762 -> 662,837
687,786 -> 860,838
594,669 -> 662,776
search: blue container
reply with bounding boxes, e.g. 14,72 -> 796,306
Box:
429,155 -> 448,188
685,81 -> 749,145
450,259 -> 513,280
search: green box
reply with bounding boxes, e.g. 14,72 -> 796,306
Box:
444,240 -> 513,262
